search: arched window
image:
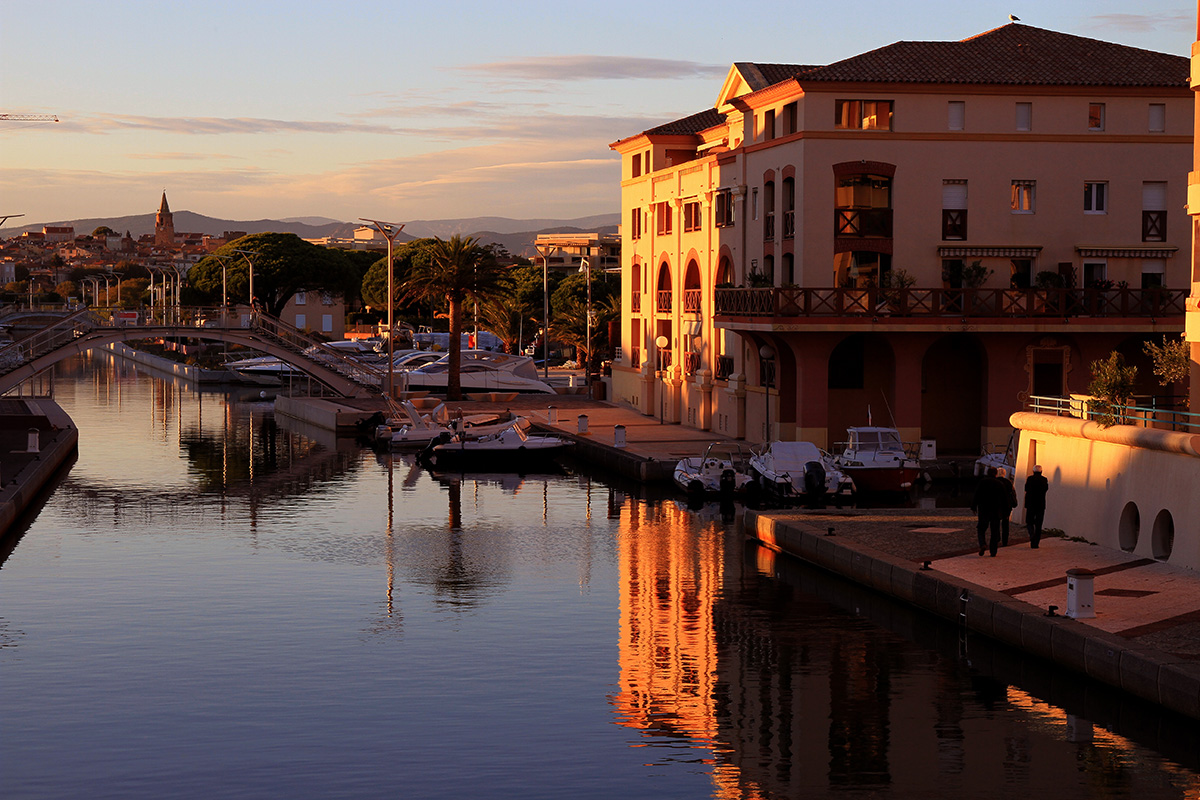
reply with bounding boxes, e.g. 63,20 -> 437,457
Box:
716,256 -> 735,287
783,177 -> 795,239
683,260 -> 701,314
656,262 -> 672,312
764,180 -> 776,240
630,260 -> 642,313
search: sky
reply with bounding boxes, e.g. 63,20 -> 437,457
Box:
1,0 -> 1194,227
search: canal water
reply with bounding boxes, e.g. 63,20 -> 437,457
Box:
2,353 -> 1199,799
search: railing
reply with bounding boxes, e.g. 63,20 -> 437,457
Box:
764,213 -> 775,241
714,286 -> 1187,319
715,355 -> 735,381
656,349 -> 673,371
783,210 -> 795,239
1027,394 -> 1200,433
682,288 -> 701,314
630,346 -> 641,366
630,291 -> 641,314
835,208 -> 893,238
683,351 -> 700,376
656,290 -> 672,312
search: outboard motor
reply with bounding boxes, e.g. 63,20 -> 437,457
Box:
417,431 -> 454,467
719,468 -> 737,497
803,461 -> 827,508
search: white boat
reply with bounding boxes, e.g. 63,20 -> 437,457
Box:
402,350 -> 555,394
386,401 -> 530,448
975,429 -> 1017,476
224,355 -> 302,385
419,423 -> 572,470
749,441 -> 854,503
673,442 -> 757,498
834,426 -> 921,494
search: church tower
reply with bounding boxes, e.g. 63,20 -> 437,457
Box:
155,191 -> 175,248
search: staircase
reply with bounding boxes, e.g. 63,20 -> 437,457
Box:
245,315 -> 385,396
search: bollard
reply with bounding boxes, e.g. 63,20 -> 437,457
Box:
26,428 -> 39,454
547,406 -> 558,424
1066,568 -> 1096,618
613,424 -> 626,449
577,414 -> 589,434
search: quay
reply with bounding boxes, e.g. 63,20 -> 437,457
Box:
0,398 -> 78,538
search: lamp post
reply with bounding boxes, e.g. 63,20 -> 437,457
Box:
231,248 -> 257,311
108,271 -> 123,305
759,343 -> 775,443
360,218 -> 406,398
582,255 -> 592,391
535,244 -> 551,381
655,334 -> 669,424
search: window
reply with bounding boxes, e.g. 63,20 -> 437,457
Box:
321,314 -> 333,333
1084,182 -> 1107,213
1141,259 -> 1165,289
1082,261 -> 1107,287
631,153 -> 642,179
942,180 -> 967,240
630,207 -> 642,240
763,180 -> 775,240
1143,181 -> 1167,242
295,291 -> 307,305
752,188 -> 758,220
683,199 -> 702,232
714,189 -> 734,227
783,101 -> 798,135
1011,180 -> 1035,213
948,101 -> 965,131
763,109 -> 775,141
835,99 -> 892,130
631,261 -> 642,313
1016,102 -> 1032,131
322,292 -> 332,305
835,174 -> 893,238
655,202 -> 673,236
1088,103 -> 1106,131
1010,258 -> 1033,289
782,177 -> 795,239
295,313 -> 306,329
783,253 -> 795,284
1149,103 -> 1166,133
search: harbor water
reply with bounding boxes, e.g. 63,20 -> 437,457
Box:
2,352 -> 1199,799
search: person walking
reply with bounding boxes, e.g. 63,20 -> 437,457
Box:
1024,464 -> 1049,548
997,467 -> 1018,546
971,466 -> 1008,557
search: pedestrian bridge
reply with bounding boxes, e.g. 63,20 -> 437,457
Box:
0,307 -> 385,398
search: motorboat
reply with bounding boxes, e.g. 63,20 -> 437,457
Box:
418,422 -> 572,470
401,350 -> 556,394
834,426 -> 921,493
224,355 -> 302,385
385,401 -> 530,449
749,440 -> 854,504
673,442 -> 757,499
975,429 -> 1017,476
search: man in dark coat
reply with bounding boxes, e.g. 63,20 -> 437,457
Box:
1023,464 -> 1050,548
998,467 -> 1018,546
971,467 -> 1008,557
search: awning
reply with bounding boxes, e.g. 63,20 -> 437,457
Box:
937,245 -> 1042,258
1075,245 -> 1177,258
683,320 -> 703,336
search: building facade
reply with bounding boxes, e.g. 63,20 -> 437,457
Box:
611,23 -> 1192,453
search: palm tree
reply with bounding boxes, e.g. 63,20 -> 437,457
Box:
551,294 -> 619,374
401,235 -> 509,400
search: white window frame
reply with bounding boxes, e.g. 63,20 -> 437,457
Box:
1084,182 -> 1108,214
1011,180 -> 1035,214
1088,102 -> 1106,131
1149,103 -> 1166,133
1016,102 -> 1032,132
947,101 -> 965,131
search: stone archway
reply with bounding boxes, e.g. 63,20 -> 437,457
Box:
827,333 -> 896,444
921,333 -> 986,454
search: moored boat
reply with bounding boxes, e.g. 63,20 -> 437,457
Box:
418,423 -> 572,470
673,442 -> 757,499
834,426 -> 921,494
749,440 -> 853,504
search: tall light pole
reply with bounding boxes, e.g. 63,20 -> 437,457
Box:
231,249 -> 257,311
582,256 -> 592,390
535,243 -> 551,380
759,343 -> 775,443
360,218 -> 406,397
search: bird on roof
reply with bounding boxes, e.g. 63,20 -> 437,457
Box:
1008,13 -> 1020,21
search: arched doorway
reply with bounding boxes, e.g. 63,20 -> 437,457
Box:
827,333 -> 896,444
921,334 -> 986,454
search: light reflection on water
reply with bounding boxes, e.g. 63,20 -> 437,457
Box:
0,353 -> 1197,799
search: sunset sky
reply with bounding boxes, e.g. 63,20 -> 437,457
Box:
1,0 -> 1193,227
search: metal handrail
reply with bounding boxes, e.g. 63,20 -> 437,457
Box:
1026,394 -> 1200,433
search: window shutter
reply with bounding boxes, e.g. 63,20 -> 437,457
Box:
1143,182 -> 1167,210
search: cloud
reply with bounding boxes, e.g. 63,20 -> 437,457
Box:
126,152 -> 244,161
66,113 -> 403,136
1085,11 -> 1193,33
454,55 -> 725,82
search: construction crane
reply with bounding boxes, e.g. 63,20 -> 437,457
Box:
0,114 -> 58,122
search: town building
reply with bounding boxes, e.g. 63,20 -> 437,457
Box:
610,23 -> 1191,453
154,192 -> 175,248
533,232 -> 621,273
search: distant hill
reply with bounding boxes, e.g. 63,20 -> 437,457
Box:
0,212 -> 620,256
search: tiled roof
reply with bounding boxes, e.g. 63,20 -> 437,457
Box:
732,62 -> 823,91
644,108 -> 725,136
797,23 -> 1187,87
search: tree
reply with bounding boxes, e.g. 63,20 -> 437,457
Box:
1143,334 -> 1190,402
551,294 -> 618,373
190,233 -> 358,317
92,226 -> 116,237
361,238 -> 442,323
1087,351 -> 1138,427
401,236 -> 509,400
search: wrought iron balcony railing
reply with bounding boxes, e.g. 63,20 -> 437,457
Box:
682,288 -> 701,314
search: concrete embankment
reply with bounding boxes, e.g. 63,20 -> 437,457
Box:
747,509 -> 1200,721
0,399 -> 78,536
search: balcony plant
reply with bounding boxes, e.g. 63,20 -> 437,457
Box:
1086,351 -> 1137,427
879,268 -> 916,313
1034,270 -> 1064,313
747,272 -> 773,288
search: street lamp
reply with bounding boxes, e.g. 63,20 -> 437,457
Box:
360,218 -> 406,398
759,343 -> 775,443
582,256 -> 592,391
535,243 -> 551,380
655,334 -> 669,424
231,248 -> 257,311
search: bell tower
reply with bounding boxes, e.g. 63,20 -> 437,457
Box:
155,191 -> 175,248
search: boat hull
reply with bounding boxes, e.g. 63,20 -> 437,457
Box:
842,466 -> 918,494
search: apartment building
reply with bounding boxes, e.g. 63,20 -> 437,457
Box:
611,23 -> 1191,452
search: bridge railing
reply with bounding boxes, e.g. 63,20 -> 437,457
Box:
0,308 -> 100,372
251,314 -> 386,389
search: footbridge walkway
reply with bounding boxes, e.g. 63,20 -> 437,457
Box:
0,307 -> 385,398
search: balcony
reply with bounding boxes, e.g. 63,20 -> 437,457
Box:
715,355 -> 735,381
682,288 -> 701,314
656,348 -> 673,371
783,210 -> 795,240
714,285 -> 1187,320
631,291 -> 641,314
835,208 -> 893,238
683,351 -> 700,376
764,213 -> 775,241
656,290 -> 672,312
630,346 -> 641,366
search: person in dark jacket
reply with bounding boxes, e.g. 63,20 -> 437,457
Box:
1023,464 -> 1050,548
971,467 -> 1009,557
998,468 -> 1018,546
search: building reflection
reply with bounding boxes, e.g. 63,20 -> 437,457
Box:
611,497 -> 1200,799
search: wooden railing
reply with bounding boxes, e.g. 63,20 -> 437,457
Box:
714,286 -> 1187,319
